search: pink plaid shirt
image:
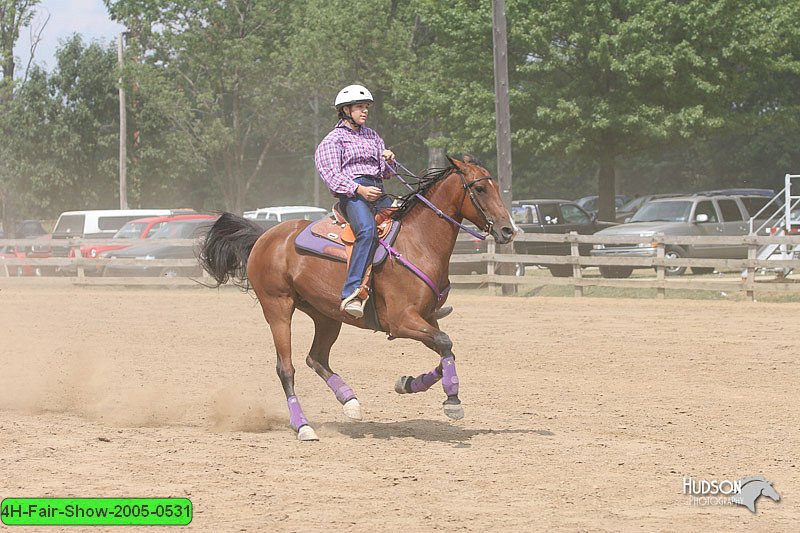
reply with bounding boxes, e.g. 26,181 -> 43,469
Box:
315,120 -> 392,197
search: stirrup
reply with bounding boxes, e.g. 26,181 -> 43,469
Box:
340,288 -> 364,318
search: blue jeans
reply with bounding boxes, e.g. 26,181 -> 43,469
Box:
338,176 -> 392,300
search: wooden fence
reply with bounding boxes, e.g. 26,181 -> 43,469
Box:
2,233 -> 800,299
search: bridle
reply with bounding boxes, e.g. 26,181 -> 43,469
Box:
392,160 -> 496,240
456,170 -> 496,238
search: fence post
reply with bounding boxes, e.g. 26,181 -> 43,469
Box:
569,231 -> 582,297
73,241 -> 84,279
746,238 -> 756,301
487,237 -> 497,294
655,234 -> 665,299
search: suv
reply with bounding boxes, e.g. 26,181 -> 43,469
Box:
243,206 -> 327,229
590,194 -> 771,277
452,199 -> 616,277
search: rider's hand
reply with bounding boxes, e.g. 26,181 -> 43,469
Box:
382,149 -> 395,163
357,185 -> 383,202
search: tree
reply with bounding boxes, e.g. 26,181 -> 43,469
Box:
0,0 -> 40,235
512,0 -> 800,219
106,0 -> 299,214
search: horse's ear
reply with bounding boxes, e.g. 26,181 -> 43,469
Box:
462,153 -> 483,167
445,155 -> 459,168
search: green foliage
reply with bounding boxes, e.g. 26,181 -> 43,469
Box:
3,0 -> 800,224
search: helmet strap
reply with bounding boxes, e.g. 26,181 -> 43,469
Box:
339,106 -> 360,128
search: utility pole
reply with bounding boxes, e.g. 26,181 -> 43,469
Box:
492,0 -> 515,294
118,31 -> 128,209
311,95 -> 321,207
491,0 -> 513,210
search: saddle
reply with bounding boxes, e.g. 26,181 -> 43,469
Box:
295,204 -> 402,320
295,204 -> 401,263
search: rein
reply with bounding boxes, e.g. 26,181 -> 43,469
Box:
374,159 -> 496,304
390,160 -> 492,240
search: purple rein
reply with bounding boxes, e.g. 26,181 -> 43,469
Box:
378,160 -> 490,303
390,161 -> 487,241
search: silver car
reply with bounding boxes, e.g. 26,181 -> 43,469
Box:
590,194 -> 770,277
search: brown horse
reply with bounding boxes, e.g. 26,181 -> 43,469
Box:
199,156 -> 515,440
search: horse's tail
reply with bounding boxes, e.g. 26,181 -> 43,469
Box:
199,212 -> 265,290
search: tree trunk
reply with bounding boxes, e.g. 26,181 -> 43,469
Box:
597,147 -> 616,222
427,132 -> 446,169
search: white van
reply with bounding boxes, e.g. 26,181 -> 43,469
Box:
50,209 -> 193,257
243,205 -> 327,223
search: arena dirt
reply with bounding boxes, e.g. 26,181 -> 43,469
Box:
1,283 -> 797,531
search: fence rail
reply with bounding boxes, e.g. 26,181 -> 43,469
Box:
2,234 -> 800,299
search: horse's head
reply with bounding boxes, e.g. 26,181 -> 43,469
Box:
448,155 -> 515,244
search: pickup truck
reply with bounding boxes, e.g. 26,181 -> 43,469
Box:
452,199 -> 617,277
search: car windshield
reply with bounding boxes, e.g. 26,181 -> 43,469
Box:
114,222 -> 149,239
630,200 -> 693,222
149,220 -> 208,239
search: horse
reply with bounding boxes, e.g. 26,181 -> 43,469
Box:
730,476 -> 781,513
199,155 -> 515,440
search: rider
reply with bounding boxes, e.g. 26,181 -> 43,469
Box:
315,84 -> 394,318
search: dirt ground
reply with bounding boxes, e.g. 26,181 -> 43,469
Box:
1,281 -> 798,531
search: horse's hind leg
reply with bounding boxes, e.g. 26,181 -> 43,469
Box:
261,295 -> 319,441
304,312 -> 362,420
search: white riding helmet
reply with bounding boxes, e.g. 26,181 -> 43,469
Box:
334,84 -> 374,109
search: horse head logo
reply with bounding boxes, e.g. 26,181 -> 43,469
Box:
730,476 -> 780,513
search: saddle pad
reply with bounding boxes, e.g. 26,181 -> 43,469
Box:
295,220 -> 402,265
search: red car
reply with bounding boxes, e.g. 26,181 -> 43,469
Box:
0,234 -> 53,276
61,214 -> 216,276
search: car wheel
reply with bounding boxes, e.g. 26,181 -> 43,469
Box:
599,266 -> 633,278
664,246 -> 687,276
16,266 -> 25,277
515,263 -> 526,277
547,264 -> 573,277
691,267 -> 714,275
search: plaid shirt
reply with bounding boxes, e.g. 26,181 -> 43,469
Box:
315,120 -> 392,197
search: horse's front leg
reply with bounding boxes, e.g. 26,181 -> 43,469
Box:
390,313 -> 463,420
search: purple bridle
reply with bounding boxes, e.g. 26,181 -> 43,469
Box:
377,160 -> 497,303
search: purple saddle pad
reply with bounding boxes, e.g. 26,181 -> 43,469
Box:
294,220 -> 402,265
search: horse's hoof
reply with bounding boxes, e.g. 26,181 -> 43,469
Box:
443,403 -> 464,420
342,398 -> 362,420
297,425 -> 319,441
394,376 -> 412,394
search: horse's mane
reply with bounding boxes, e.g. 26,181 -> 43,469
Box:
391,163 -> 456,220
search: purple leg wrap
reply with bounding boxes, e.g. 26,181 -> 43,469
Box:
410,367 -> 443,393
441,355 -> 459,397
326,374 -> 356,404
286,395 -> 309,431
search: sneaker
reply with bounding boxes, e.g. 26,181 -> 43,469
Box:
342,298 -> 364,318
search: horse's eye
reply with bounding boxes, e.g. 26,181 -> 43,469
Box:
475,186 -> 486,193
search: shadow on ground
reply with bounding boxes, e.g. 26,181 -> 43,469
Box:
323,418 -> 554,443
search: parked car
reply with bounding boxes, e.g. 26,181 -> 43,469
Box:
590,194 -> 771,278
102,217 -> 218,277
60,214 -> 216,276
0,244 -> 30,276
615,194 -> 684,223
451,199 -> 616,277
50,209 -> 196,260
0,219 -> 48,239
574,195 -> 632,218
243,206 -> 327,227
0,233 -> 53,276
